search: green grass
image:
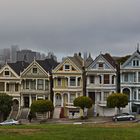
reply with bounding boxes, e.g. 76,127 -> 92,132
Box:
0,123 -> 140,140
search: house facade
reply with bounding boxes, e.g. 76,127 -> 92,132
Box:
86,53 -> 117,116
120,49 -> 140,114
0,61 -> 29,109
20,58 -> 58,108
52,53 -> 84,118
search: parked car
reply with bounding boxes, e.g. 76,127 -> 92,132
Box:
0,119 -> 20,125
112,113 -> 136,122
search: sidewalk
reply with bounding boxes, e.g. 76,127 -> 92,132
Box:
20,116 -> 112,125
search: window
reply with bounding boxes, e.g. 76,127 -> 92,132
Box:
98,63 -> 103,68
0,83 -> 4,91
124,73 -> 128,82
70,94 -> 76,103
64,65 -> 70,70
6,83 -> 9,91
45,80 -> 49,90
112,75 -> 115,84
32,68 -> 37,74
133,90 -> 137,100
70,77 -> 76,86
133,60 -> 139,67
138,89 -> 140,100
57,78 -> 61,86
99,75 -> 102,84
104,74 -> 110,84
15,83 -> 18,91
37,79 -> 44,90
31,80 -> 36,90
77,77 -> 81,86
138,72 -> 140,82
4,71 -> 10,76
133,60 -> 135,66
26,80 -> 29,89
99,92 -> 101,101
103,92 -> 109,101
90,76 -> 95,84
72,66 -> 75,71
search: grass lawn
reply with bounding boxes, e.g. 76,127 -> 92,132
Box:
0,122 -> 140,140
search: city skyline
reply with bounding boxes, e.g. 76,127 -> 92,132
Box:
0,0 -> 140,59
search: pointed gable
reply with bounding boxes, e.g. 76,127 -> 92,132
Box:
8,61 -> 29,75
36,58 -> 59,73
53,53 -> 83,73
121,50 -> 140,69
21,58 -> 58,78
88,53 -> 116,71
0,64 -> 20,79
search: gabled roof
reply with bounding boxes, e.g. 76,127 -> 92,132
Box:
53,53 -> 84,73
8,61 -> 29,75
102,53 -> 117,68
87,53 -> 117,70
121,50 -> 140,68
36,58 -> 59,73
68,54 -> 83,70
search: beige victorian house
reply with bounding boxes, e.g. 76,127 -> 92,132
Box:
0,61 -> 29,108
52,53 -> 84,118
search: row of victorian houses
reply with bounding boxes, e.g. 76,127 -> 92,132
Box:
1,49 -> 140,119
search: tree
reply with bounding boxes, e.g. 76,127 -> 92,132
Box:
73,96 -> 93,118
30,100 -> 54,119
107,93 -> 128,113
0,93 -> 12,121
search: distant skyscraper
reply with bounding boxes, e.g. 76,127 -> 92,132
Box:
16,49 -> 41,63
11,45 -> 19,62
46,52 -> 57,61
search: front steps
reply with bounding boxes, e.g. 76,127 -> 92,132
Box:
53,107 -> 61,119
18,108 -> 30,120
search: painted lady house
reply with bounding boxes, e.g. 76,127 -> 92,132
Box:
86,53 -> 117,116
120,48 -> 140,114
0,61 -> 29,119
52,53 -> 85,118
20,58 -> 58,108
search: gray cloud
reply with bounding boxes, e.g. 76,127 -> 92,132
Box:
0,0 -> 140,59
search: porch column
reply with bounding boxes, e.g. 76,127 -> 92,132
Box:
36,79 -> 38,90
136,72 -> 139,83
61,94 -> 64,107
43,95 -> 46,100
109,75 -> 112,84
68,93 -> 70,104
53,93 -> 56,107
76,77 -> 78,86
101,75 -> 103,84
67,77 -> 70,87
76,92 -> 78,98
136,88 -> 138,100
21,95 -> 24,107
4,82 -> 7,92
86,89 -> 88,97
101,91 -> 104,101
44,79 -> 45,90
29,94 -> 32,106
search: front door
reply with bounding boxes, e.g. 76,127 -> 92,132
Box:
55,93 -> 61,106
88,92 -> 95,103
24,97 -> 29,108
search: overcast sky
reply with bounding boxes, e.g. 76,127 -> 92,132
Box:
0,0 -> 140,60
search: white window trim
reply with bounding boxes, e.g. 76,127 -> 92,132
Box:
64,64 -> 70,71
32,67 -> 38,74
4,70 -> 11,77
